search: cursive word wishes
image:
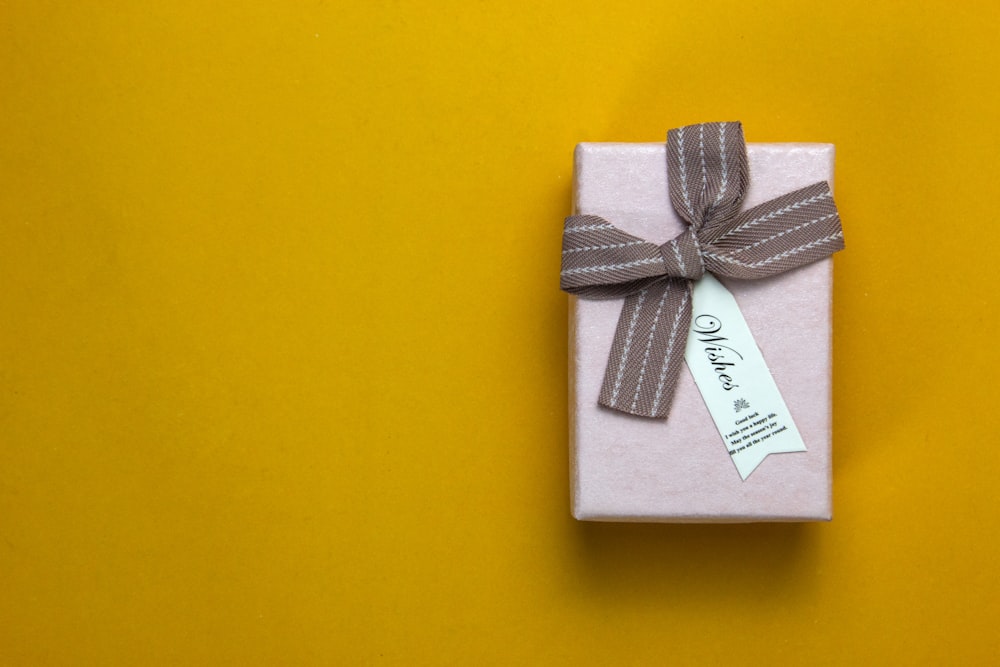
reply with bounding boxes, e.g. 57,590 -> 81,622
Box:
691,314 -> 743,391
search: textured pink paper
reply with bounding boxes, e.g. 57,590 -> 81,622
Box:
569,143 -> 834,522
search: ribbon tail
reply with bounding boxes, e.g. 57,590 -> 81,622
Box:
599,278 -> 692,419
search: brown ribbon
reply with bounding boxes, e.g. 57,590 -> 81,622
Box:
561,122 -> 845,419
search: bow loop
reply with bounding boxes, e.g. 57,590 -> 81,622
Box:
560,214 -> 667,299
699,182 -> 844,280
667,122 -> 748,228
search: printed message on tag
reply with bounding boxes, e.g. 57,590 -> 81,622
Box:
683,274 -> 806,479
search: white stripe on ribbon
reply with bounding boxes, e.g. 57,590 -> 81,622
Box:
715,190 -> 832,241
562,240 -> 648,254
609,288 -> 648,406
727,213 -> 838,255
704,231 -> 844,269
650,289 -> 690,415
560,257 -> 661,277
630,287 -> 671,413
564,223 -> 614,234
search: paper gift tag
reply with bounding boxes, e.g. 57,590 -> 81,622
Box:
684,274 -> 807,479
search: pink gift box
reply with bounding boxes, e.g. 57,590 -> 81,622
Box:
568,141 -> 836,522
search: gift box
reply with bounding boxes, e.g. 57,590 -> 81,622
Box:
567,132 -> 838,522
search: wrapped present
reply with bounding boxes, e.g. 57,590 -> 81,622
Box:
562,122 -> 844,522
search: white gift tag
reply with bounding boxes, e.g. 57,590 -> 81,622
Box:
683,274 -> 807,479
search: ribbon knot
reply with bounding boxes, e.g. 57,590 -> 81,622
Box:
560,122 -> 845,419
658,230 -> 704,280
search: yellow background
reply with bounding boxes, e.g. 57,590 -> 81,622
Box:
2,1 -> 998,664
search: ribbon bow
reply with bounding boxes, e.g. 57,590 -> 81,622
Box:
560,122 -> 845,419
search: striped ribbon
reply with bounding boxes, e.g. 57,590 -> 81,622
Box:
561,122 -> 845,419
